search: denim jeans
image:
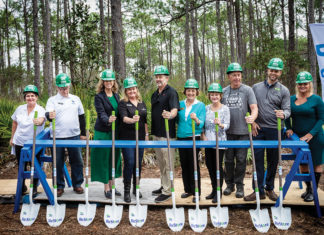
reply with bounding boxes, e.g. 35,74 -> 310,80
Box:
252,127 -> 282,194
52,135 -> 84,189
122,148 -> 144,184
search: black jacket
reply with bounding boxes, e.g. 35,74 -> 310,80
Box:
94,91 -> 120,132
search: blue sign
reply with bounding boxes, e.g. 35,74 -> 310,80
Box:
316,44 -> 324,56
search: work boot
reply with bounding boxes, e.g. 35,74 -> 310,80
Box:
235,185 -> 244,198
133,185 -> 142,198
301,181 -> 312,199
304,172 -> 321,202
223,185 -> 234,196
124,180 -> 131,203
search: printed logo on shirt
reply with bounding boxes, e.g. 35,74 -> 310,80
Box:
226,92 -> 243,110
127,104 -> 132,106
275,88 -> 280,91
58,102 -> 64,105
71,100 -> 76,105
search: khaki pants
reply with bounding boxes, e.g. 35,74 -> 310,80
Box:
153,135 -> 175,195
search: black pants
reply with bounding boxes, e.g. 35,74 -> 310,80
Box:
206,148 -> 225,190
224,134 -> 249,188
178,136 -> 201,195
15,145 -> 40,188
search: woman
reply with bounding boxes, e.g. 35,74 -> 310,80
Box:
177,78 -> 206,202
10,85 -> 45,195
285,71 -> 324,202
91,69 -> 122,199
118,77 -> 149,202
202,83 -> 230,203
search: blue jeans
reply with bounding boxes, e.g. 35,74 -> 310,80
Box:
253,127 -> 282,194
52,135 -> 84,189
122,148 -> 144,184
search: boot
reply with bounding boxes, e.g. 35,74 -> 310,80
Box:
124,180 -> 131,203
205,187 -> 216,200
301,172 -> 310,199
133,183 -> 143,198
315,172 -> 321,188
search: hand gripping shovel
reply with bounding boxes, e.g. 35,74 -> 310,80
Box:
78,110 -> 96,226
271,118 -> 291,230
46,118 -> 66,227
209,112 -> 229,228
104,111 -> 123,228
20,111 -> 40,226
247,113 -> 270,233
164,118 -> 185,232
188,119 -> 207,233
129,110 -> 147,228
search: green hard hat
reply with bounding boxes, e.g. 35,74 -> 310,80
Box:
123,77 -> 138,89
154,65 -> 170,76
184,78 -> 199,89
23,85 -> 39,95
56,73 -> 71,87
296,71 -> 313,83
267,58 -> 284,70
226,63 -> 243,74
208,83 -> 223,93
100,69 -> 115,80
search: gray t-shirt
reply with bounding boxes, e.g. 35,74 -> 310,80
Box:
222,84 -> 257,135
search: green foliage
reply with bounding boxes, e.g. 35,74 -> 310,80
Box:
0,98 -> 20,140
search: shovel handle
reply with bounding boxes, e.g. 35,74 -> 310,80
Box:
192,119 -> 195,133
277,117 -> 281,131
135,110 -> 138,130
33,111 -> 38,130
52,118 -> 55,131
165,118 -> 169,132
112,111 -> 115,131
215,112 -> 219,132
86,110 -> 90,130
246,112 -> 251,133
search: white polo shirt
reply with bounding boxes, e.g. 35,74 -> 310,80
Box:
46,93 -> 84,138
11,104 -> 46,146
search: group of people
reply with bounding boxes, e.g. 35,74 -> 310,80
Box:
11,57 -> 324,205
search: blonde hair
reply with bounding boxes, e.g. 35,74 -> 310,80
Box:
295,82 -> 314,97
96,79 -> 119,94
122,87 -> 142,102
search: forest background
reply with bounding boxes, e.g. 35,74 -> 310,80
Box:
0,0 -> 323,141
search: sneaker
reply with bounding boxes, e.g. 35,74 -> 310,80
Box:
223,186 -> 235,196
152,186 -> 163,196
154,194 -> 171,203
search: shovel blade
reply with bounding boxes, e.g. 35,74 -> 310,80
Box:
165,207 -> 185,232
271,206 -> 291,230
77,203 -> 96,227
20,202 -> 40,226
129,204 -> 147,228
188,208 -> 207,233
209,206 -> 229,228
104,204 -> 123,228
249,208 -> 270,233
46,203 -> 66,227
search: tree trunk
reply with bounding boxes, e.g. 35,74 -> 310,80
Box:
191,3 -> 200,82
5,0 -> 10,68
107,0 -> 111,68
41,0 -> 48,92
200,1 -> 206,90
99,0 -> 108,67
145,29 -> 151,72
64,0 -> 74,81
279,0 -> 287,50
319,0 -> 323,23
308,0 -> 317,94
44,0 -> 53,95
287,0 -> 296,94
33,0 -> 41,91
169,26 -> 172,76
216,0 -> 224,83
14,18 -> 22,67
55,0 -> 60,76
111,0 -> 126,81
248,0 -> 254,83
185,0 -> 191,78
227,0 -> 235,62
0,30 -> 4,69
234,0 -> 243,66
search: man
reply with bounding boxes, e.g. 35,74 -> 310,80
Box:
151,65 -> 180,203
244,58 -> 290,202
222,63 -> 258,198
46,73 -> 86,197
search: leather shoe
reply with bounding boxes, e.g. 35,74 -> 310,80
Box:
304,192 -> 314,202
266,190 -> 278,201
244,192 -> 265,201
73,187 -> 84,194
205,190 -> 216,200
192,196 -> 201,203
181,192 -> 193,198
57,188 -> 64,197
